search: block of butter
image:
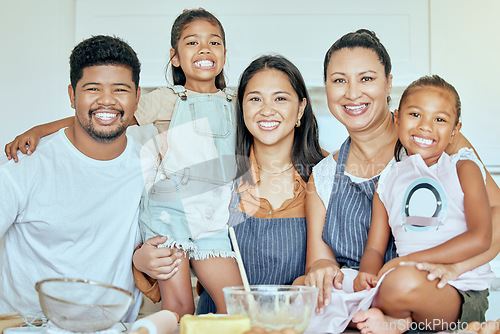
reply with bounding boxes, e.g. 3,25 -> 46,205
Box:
0,317 -> 25,334
180,314 -> 251,334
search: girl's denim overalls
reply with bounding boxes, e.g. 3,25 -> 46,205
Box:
139,86 -> 236,259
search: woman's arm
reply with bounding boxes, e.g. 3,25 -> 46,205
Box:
304,175 -> 337,272
299,174 -> 343,313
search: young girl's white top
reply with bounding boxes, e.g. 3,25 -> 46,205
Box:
378,148 -> 494,291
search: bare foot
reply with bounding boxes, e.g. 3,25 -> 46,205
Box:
352,308 -> 411,334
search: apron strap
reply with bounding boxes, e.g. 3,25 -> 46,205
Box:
335,137 -> 351,175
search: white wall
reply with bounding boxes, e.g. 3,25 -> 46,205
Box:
2,0 -> 498,171
430,0 -> 500,172
0,0 -> 75,149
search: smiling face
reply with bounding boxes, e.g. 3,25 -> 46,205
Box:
170,19 -> 226,92
242,68 -> 306,149
325,47 -> 392,132
69,65 -> 139,143
396,86 -> 460,166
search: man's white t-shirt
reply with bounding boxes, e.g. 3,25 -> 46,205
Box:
0,129 -> 144,322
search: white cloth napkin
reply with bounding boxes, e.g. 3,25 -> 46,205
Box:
306,268 -> 391,334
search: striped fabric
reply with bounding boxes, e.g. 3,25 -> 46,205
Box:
196,183 -> 307,314
322,137 -> 397,269
232,215 -> 307,285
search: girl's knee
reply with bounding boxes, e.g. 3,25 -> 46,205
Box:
378,265 -> 429,301
162,299 -> 195,317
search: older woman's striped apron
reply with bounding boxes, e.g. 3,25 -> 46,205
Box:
322,137 -> 397,269
196,181 -> 307,314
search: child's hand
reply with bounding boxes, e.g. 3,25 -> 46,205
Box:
304,259 -> 343,314
353,272 -> 377,292
5,128 -> 42,162
133,236 -> 183,280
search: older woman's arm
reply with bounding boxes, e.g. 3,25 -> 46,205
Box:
294,174 -> 344,314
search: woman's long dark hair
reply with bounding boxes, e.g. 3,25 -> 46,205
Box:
235,55 -> 324,183
394,74 -> 462,161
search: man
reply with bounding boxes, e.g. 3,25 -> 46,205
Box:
0,35 -> 143,321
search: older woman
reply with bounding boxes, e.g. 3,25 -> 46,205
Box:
301,29 -> 500,333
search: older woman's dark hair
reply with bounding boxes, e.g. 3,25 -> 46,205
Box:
235,55 -> 324,183
394,74 -> 462,161
323,29 -> 392,83
70,35 -> 141,91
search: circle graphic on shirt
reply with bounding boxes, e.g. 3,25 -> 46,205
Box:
401,178 -> 447,232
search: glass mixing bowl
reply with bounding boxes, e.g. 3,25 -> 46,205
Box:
224,285 -> 318,333
35,278 -> 133,332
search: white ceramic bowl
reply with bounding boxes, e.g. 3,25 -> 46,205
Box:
35,278 -> 133,332
224,285 -> 318,333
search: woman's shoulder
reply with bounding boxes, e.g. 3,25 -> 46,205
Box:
311,153 -> 337,207
313,151 -> 337,174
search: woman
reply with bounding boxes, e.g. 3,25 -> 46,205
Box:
133,54 -> 325,314
301,29 -> 500,333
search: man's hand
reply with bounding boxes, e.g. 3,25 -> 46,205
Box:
133,236 -> 183,280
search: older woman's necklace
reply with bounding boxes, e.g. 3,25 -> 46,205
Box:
351,134 -> 395,164
258,164 -> 294,175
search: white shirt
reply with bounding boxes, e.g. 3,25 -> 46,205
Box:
0,129 -> 144,321
377,149 -> 494,290
312,151 -> 394,208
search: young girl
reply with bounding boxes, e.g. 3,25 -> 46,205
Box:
4,9 -> 243,317
307,75 -> 495,334
135,9 -> 242,317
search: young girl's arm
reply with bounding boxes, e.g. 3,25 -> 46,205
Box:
5,117 -> 74,162
414,163 -> 499,288
354,192 -> 391,291
5,116 -> 139,162
443,134 -> 500,270
446,133 -> 500,276
380,160 -> 492,275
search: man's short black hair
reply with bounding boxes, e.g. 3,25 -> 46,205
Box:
69,35 -> 140,91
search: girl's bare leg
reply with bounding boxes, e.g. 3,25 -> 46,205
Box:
353,265 -> 462,334
191,256 -> 243,313
158,250 -> 195,317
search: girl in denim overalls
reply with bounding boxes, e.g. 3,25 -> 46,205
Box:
136,9 -> 242,317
